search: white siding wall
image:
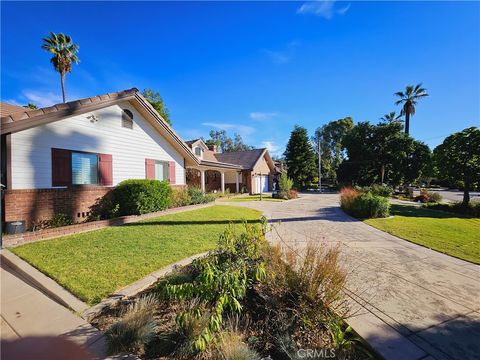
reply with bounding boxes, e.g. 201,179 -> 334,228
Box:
10,101 -> 186,189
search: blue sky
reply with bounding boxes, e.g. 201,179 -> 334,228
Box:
2,1 -> 479,156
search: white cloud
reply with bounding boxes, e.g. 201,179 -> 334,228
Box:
22,90 -> 62,108
260,141 -> 283,157
297,1 -> 350,19
249,112 -> 278,120
202,122 -> 255,136
263,41 -> 299,65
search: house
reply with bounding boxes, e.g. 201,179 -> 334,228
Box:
185,139 -> 276,194
0,88 -> 275,229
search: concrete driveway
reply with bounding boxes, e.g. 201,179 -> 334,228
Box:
223,193 -> 480,360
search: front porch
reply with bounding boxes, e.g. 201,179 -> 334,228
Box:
186,166 -> 245,193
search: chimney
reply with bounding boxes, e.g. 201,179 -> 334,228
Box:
208,144 -> 218,153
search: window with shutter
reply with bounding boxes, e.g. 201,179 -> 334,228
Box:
72,152 -> 98,185
52,148 -> 72,186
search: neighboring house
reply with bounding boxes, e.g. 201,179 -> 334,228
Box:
185,139 -> 276,194
0,88 -> 275,230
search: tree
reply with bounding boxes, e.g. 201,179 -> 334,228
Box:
23,103 -> 38,109
380,111 -> 402,124
42,32 -> 79,103
312,117 -> 353,183
434,127 -> 480,206
205,130 -> 252,152
284,125 -> 317,189
394,84 -> 428,135
338,121 -> 426,187
404,141 -> 431,185
142,89 -> 171,125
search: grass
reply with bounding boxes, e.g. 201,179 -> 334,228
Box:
11,205 -> 262,305
365,204 -> 480,264
220,195 -> 285,202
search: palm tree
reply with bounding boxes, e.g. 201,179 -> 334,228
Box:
42,32 -> 79,103
380,111 -> 402,123
394,84 -> 428,135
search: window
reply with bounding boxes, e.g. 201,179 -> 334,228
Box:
72,152 -> 98,185
195,147 -> 202,156
122,109 -> 133,129
154,160 -> 169,181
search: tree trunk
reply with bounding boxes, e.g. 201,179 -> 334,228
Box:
60,71 -> 66,103
404,111 -> 410,135
462,181 -> 470,207
381,164 -> 385,185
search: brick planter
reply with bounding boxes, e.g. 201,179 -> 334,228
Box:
2,202 -> 214,247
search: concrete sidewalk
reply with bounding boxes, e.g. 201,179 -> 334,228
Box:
0,254 -> 106,359
223,193 -> 480,360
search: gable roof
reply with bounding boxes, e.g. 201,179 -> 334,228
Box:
0,88 -> 200,166
215,148 -> 271,170
0,102 -> 26,117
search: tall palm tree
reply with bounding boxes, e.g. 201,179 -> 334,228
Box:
380,111 -> 402,123
42,32 -> 79,103
394,84 -> 428,135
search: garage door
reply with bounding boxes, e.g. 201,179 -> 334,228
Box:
254,175 -> 269,193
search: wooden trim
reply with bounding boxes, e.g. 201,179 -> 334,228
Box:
1,96 -> 135,135
6,134 -> 12,189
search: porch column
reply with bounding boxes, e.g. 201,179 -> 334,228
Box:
220,171 -> 225,193
236,172 -> 240,193
200,170 -> 206,193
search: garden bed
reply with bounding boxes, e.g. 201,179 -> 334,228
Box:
89,221 -> 374,359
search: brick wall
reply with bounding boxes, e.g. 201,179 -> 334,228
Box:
4,187 -> 112,228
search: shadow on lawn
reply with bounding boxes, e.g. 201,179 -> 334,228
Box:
390,204 -> 470,220
124,219 -> 261,226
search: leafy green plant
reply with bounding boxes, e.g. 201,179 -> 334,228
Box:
188,187 -> 208,204
279,173 -> 294,192
171,188 -> 192,208
48,213 -> 73,228
158,219 -> 268,352
113,179 -> 172,215
341,189 -> 390,218
105,295 -> 158,355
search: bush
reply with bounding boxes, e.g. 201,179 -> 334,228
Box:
105,295 -> 158,355
340,188 -> 390,218
159,219 -> 268,352
369,184 -> 393,197
424,201 -> 480,217
278,173 -> 293,192
415,189 -> 442,203
113,180 -> 172,216
31,213 -> 73,231
187,187 -> 208,204
273,189 -> 298,200
427,191 -> 442,203
217,331 -> 260,360
171,188 -> 192,208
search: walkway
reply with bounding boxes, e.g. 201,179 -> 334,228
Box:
0,252 -> 106,359
223,193 -> 480,360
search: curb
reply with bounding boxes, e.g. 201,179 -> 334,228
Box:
83,252 -> 209,321
0,249 -> 89,314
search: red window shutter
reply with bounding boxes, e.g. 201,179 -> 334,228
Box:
145,159 -> 155,179
169,161 -> 176,184
51,148 -> 71,186
99,154 -> 113,186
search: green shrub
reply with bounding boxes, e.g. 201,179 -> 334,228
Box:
112,179 -> 172,216
274,189 -> 298,200
341,191 -> 390,218
158,219 -> 268,352
278,173 -> 293,192
171,188 -> 192,208
187,187 -> 207,204
105,295 -> 158,355
369,184 -> 393,197
424,200 -> 480,217
31,213 -> 73,231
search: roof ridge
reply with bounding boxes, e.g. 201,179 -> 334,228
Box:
1,88 -> 138,124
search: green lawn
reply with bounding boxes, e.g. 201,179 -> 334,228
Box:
11,205 -> 262,304
220,195 -> 285,202
365,204 -> 480,264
